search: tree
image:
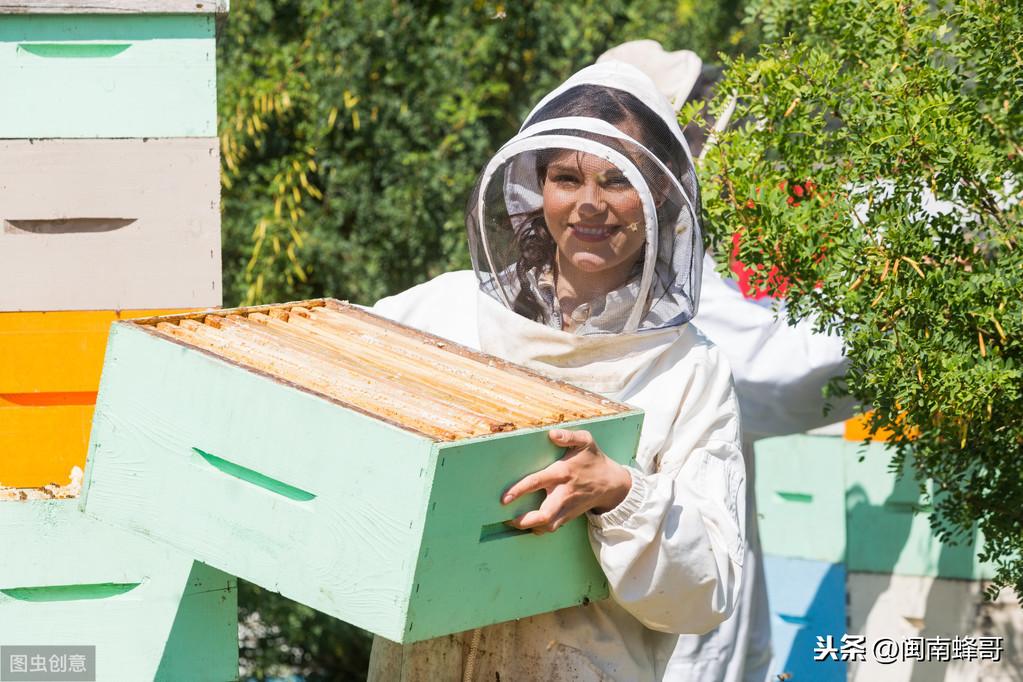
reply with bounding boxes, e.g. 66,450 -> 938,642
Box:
694,0 -> 1023,594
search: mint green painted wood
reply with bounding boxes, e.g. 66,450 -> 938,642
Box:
0,499 -> 237,681
0,1 -> 229,12
755,433 -> 996,578
0,15 -> 215,138
83,323 -> 437,642
82,322 -> 643,643
754,435 -> 847,563
406,415 -> 642,640
845,442 -> 996,579
155,561 -> 239,682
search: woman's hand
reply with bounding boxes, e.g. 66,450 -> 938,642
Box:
502,429 -> 633,534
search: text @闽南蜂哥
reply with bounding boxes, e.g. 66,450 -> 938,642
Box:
813,634 -> 1003,664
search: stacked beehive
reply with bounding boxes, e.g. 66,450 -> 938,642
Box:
0,2 -> 236,679
757,424 -> 1023,681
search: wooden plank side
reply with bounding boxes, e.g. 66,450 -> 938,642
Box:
82,323 -> 433,641
0,403 -> 94,488
0,499 -> 233,681
405,412 -> 643,642
0,15 -> 216,137
762,555 -> 846,682
0,1 -> 228,13
753,434 -> 847,563
154,562 -> 239,682
848,573 -> 1023,682
845,442 -> 996,580
0,139 -> 220,310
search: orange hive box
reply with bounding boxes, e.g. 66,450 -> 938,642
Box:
0,309 -> 192,487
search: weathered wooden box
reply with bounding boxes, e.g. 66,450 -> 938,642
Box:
754,435 -> 847,563
844,442 -> 996,580
0,309 -> 188,488
0,13 -> 217,138
0,495 -> 237,681
763,554 -> 847,682
0,139 -> 221,312
82,299 -> 643,643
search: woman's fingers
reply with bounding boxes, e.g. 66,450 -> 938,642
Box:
548,428 -> 595,450
509,490 -> 581,534
502,466 -> 555,504
502,428 -> 616,533
502,441 -> 576,504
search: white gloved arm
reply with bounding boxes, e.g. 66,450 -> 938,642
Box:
587,344 -> 746,635
695,256 -> 855,438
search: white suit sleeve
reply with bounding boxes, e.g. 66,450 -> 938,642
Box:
587,343 -> 745,635
369,270 -> 481,346
694,255 -> 856,438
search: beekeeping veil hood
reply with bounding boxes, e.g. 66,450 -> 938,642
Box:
466,60 -> 703,341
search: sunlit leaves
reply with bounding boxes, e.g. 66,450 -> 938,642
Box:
698,0 -> 1023,594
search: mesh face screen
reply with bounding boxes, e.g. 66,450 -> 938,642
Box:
467,80 -> 703,335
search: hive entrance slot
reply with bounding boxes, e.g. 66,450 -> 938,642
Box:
4,218 -> 136,234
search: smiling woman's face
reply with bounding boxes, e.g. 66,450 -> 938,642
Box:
542,150 -> 647,288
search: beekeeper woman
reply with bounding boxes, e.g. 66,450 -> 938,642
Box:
369,61 -> 745,681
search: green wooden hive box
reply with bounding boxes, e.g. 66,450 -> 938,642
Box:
754,435 -> 847,563
81,299 -> 643,644
844,441 -> 996,580
0,11 -> 217,138
0,493 -> 237,681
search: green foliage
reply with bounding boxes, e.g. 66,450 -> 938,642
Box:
218,2 -> 752,678
238,581 -> 371,681
217,0 -> 751,308
694,0 -> 1023,594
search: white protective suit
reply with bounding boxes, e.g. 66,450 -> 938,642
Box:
591,41 -> 853,682
367,61 -> 747,681
366,267 -> 852,682
667,254 -> 852,682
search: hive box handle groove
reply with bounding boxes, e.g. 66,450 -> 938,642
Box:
777,613 -> 812,626
0,391 -> 97,407
775,491 -> 813,503
16,43 -> 131,59
192,447 -> 316,502
4,218 -> 136,234
479,521 -> 532,543
0,582 -> 140,602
